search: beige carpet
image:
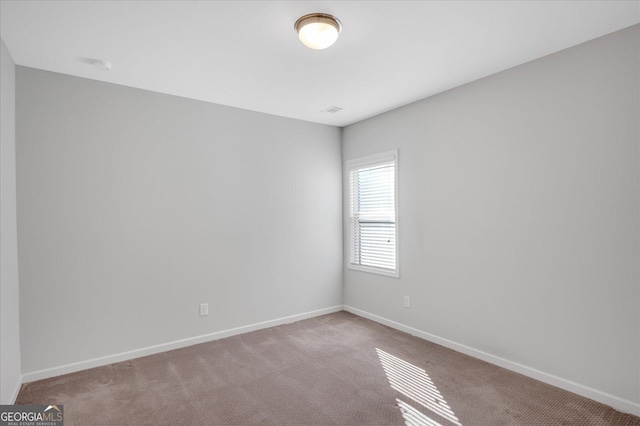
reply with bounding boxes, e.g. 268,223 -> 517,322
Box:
16,311 -> 640,425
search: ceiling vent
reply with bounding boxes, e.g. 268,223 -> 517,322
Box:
322,106 -> 343,114
80,57 -> 112,71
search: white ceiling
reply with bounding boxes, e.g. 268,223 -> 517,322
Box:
1,1 -> 639,127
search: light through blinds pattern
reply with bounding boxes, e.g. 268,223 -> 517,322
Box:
350,160 -> 396,271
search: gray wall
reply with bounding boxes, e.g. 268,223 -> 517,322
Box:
343,25 -> 639,404
1,38 -> 21,403
16,68 -> 343,373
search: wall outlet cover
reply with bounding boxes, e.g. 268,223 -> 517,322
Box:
199,303 -> 209,316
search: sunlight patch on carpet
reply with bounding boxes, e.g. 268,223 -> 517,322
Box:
397,398 -> 445,426
376,348 -> 462,426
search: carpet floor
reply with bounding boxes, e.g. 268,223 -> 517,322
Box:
16,311 -> 640,425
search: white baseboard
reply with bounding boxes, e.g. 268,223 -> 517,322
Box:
9,375 -> 23,404
344,305 -> 640,417
22,305 -> 343,384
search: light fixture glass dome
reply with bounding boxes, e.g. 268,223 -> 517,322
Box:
295,13 -> 342,50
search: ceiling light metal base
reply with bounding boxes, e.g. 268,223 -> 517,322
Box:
294,13 -> 342,34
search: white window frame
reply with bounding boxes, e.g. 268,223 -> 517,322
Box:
346,149 -> 399,278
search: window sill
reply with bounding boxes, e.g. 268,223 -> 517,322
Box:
348,264 -> 399,278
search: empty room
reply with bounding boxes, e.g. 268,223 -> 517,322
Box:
1,1 -> 639,425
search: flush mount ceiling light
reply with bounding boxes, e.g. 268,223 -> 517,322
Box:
294,13 -> 342,50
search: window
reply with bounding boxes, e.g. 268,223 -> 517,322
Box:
347,150 -> 398,277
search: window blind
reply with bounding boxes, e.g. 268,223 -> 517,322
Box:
348,151 -> 397,274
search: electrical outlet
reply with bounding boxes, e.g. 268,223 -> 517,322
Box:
199,303 -> 208,316
404,296 -> 411,308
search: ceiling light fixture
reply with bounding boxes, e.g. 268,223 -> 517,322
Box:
294,13 -> 342,50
